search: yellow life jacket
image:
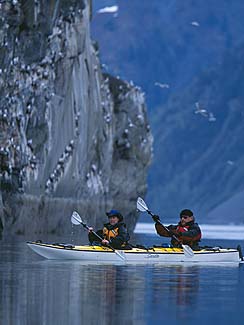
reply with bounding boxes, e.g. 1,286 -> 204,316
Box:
103,226 -> 119,240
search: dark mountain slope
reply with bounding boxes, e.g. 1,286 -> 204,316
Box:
92,0 -> 244,222
149,46 -> 244,220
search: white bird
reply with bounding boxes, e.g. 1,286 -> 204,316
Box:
101,64 -> 108,71
208,112 -> 216,122
97,5 -> 119,14
50,173 -> 55,181
65,145 -> 72,153
191,21 -> 200,27
155,82 -> 170,89
194,102 -> 208,117
124,129 -> 129,135
194,102 -> 217,122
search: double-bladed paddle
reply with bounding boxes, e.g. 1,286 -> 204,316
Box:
71,211 -> 126,261
137,197 -> 194,257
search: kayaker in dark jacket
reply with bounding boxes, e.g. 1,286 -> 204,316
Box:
88,209 -> 130,249
153,209 -> 202,250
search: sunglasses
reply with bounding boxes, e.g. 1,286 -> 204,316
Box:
180,215 -> 190,219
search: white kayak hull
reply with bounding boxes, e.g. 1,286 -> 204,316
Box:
27,242 -> 241,264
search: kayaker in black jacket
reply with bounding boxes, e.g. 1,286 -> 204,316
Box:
88,209 -> 130,249
153,209 -> 202,250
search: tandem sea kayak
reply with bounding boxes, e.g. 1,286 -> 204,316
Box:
27,241 -> 242,264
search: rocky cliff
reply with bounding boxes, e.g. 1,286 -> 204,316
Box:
0,0 -> 152,238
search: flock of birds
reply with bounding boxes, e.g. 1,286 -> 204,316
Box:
44,140 -> 75,194
0,2 -> 147,195
194,102 -> 216,122
0,3 -> 81,191
97,6 -> 215,126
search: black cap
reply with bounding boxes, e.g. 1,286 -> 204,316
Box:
180,209 -> 194,217
106,209 -> 123,221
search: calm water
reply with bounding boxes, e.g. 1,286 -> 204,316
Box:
1,235 -> 244,325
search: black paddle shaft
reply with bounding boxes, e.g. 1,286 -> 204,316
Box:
147,209 -> 182,244
81,221 -> 104,241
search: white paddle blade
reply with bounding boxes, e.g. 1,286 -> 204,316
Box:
137,197 -> 148,212
182,245 -> 194,257
71,211 -> 82,225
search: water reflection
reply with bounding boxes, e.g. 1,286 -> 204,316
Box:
150,265 -> 200,307
0,241 -> 243,325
